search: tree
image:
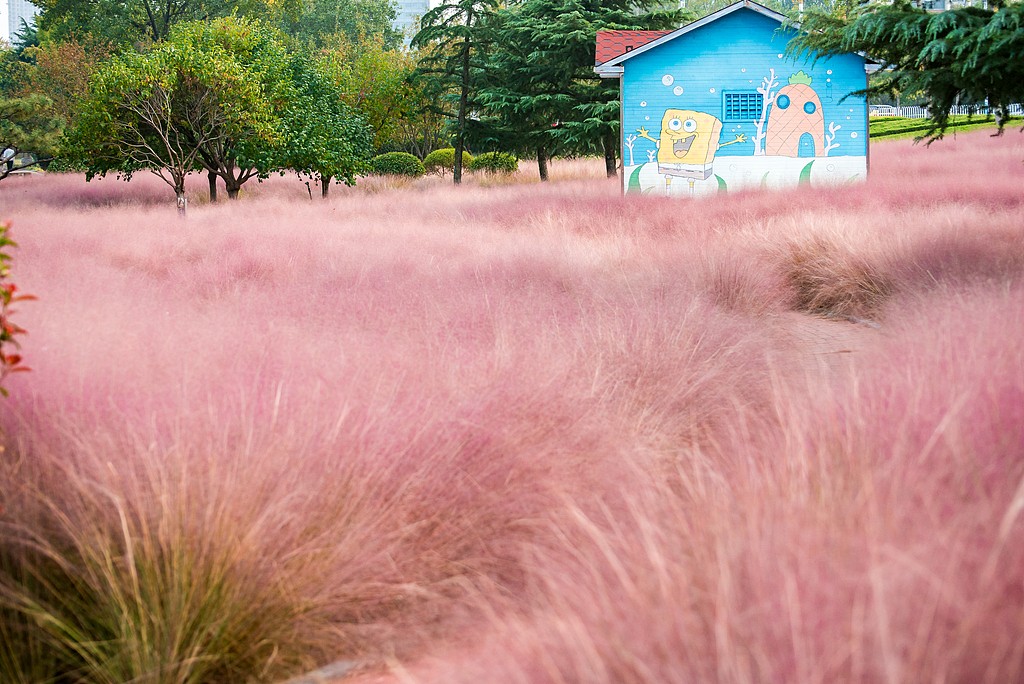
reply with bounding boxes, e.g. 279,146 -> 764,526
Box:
274,0 -> 400,49
473,0 -> 684,180
34,0 -> 238,45
17,38 -> 113,129
174,18 -> 374,200
317,33 -> 418,152
168,18 -> 296,200
0,40 -> 31,97
69,17 -> 373,209
792,0 -> 1024,139
279,52 -> 373,197
34,0 -> 401,50
68,26 -> 275,213
466,7 -> 565,180
0,38 -> 72,178
412,0 -> 499,184
0,94 -> 63,180
679,0 -> 792,18
391,80 -> 448,158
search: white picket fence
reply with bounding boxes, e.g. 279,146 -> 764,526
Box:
870,103 -> 1024,119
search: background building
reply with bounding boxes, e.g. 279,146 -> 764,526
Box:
596,1 -> 872,197
394,0 -> 443,44
0,0 -> 39,46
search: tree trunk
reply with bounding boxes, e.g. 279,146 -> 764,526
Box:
176,191 -> 187,218
321,174 -> 332,197
992,100 -> 1006,136
208,170 -> 218,202
225,170 -> 241,199
537,146 -> 549,182
222,160 -> 242,199
453,7 -> 474,186
603,130 -> 617,178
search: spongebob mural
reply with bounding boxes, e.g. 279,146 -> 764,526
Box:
595,2 -> 872,198
635,110 -> 746,194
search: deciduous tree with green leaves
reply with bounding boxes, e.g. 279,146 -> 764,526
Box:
274,0 -> 400,48
792,0 -> 1024,139
35,0 -> 400,54
34,0 -> 237,44
176,19 -> 374,199
392,81 -> 448,158
69,17 -> 373,209
170,18 -> 294,200
318,33 -> 417,153
68,22 -> 276,213
279,52 -> 373,196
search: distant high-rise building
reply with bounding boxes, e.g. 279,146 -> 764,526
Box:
0,0 -> 39,46
394,0 -> 441,44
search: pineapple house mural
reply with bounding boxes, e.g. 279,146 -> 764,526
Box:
596,1 -> 877,197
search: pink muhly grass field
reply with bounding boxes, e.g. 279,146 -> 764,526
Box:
0,129 -> 1021,682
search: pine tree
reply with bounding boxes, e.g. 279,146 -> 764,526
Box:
794,0 -> 1024,139
412,0 -> 500,185
472,0 -> 685,180
0,94 -> 62,180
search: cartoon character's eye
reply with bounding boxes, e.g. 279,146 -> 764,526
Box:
683,118 -> 697,132
776,94 -> 791,109
803,101 -> 817,114
668,118 -> 682,131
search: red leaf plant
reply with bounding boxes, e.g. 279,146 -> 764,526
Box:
0,221 -> 34,396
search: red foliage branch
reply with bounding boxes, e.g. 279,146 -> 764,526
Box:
0,221 -> 34,396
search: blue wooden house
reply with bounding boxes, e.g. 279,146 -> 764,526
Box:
595,1 -> 877,196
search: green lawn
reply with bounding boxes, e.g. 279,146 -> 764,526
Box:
869,114 -> 1004,139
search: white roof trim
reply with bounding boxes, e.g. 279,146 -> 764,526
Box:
595,66 -> 624,78
598,0 -> 789,69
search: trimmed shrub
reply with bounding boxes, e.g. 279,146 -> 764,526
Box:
468,152 -> 518,174
369,152 -> 425,177
423,148 -> 473,176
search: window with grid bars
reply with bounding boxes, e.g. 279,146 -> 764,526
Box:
723,92 -> 763,121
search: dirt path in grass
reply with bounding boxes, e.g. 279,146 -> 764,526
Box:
780,312 -> 880,372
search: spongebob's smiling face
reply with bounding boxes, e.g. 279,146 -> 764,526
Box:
665,114 -> 699,156
658,109 -> 722,166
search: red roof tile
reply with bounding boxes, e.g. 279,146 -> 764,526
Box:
595,30 -> 672,66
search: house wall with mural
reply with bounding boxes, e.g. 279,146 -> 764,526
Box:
611,6 -> 869,197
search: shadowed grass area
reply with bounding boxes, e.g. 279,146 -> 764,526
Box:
784,235 -> 892,318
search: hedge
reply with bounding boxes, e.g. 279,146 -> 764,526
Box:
369,152 -> 426,177
423,148 -> 473,175
468,151 -> 518,174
